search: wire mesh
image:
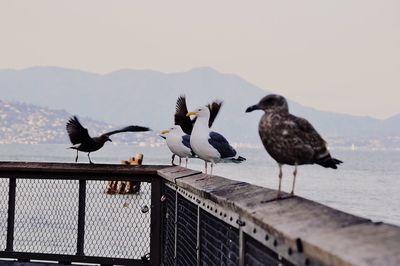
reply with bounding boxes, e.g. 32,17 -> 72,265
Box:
13,179 -> 79,254
1,176 -> 152,261
84,180 -> 151,259
160,184 -> 296,266
200,209 -> 239,266
176,194 -> 197,266
0,178 -> 10,250
162,185 -> 176,266
245,234 -> 281,266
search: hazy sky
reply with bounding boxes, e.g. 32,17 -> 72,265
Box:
0,0 -> 399,119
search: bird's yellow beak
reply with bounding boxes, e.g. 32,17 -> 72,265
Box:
186,111 -> 197,117
160,129 -> 170,134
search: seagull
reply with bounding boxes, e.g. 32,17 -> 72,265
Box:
66,116 -> 150,163
161,126 -> 195,167
174,95 -> 222,135
162,95 -> 222,166
187,106 -> 245,176
246,94 -> 342,197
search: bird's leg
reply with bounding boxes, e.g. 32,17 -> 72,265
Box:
204,161 -> 208,174
185,158 -> 188,168
75,150 -> 79,163
179,157 -> 182,166
171,154 -> 176,166
290,164 -> 298,196
277,164 -> 283,199
88,152 -> 93,164
210,163 -> 214,176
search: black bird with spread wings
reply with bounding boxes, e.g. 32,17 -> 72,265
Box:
246,94 -> 342,197
174,95 -> 222,135
66,116 -> 150,163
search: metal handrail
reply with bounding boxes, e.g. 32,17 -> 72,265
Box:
0,161 -> 169,266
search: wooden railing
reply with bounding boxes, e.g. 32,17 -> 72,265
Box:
0,162 -> 399,266
159,166 -> 400,266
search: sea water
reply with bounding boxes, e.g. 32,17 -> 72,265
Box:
0,143 -> 399,227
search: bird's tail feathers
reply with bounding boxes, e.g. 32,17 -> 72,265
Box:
316,155 -> 343,169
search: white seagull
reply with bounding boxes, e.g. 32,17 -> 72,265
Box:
187,106 -> 246,176
161,126 -> 195,167
161,95 -> 222,166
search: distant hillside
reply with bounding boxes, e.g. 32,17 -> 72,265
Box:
0,99 -> 157,145
0,66 -> 399,148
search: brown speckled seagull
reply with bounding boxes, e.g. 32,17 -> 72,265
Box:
246,94 -> 342,198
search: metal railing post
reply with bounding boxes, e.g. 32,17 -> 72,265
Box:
6,178 -> 17,252
174,189 -> 178,265
239,226 -> 245,266
150,177 -> 162,265
196,205 -> 201,266
76,179 -> 86,256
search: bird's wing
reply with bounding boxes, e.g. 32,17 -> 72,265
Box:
174,95 -> 194,135
288,115 -> 342,167
285,114 -> 331,159
289,115 -> 326,146
207,100 -> 223,128
103,125 -> 150,136
181,134 -> 192,149
208,131 -> 237,158
66,116 -> 92,145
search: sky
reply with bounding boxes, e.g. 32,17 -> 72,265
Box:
0,0 -> 399,119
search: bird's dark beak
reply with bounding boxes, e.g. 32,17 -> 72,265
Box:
246,104 -> 260,113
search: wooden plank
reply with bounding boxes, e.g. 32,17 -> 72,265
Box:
157,166 -> 201,183
302,223 -> 400,266
238,196 -> 370,262
174,173 -> 241,200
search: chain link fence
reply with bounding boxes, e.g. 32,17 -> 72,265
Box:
162,183 -> 290,266
3,177 -> 152,259
0,163 -> 162,265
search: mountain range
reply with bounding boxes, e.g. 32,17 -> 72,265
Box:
0,66 -> 399,148
0,99 -> 157,145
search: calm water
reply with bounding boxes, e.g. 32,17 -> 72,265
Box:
0,144 -> 399,227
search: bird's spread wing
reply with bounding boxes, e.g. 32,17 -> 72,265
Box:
174,95 -> 194,135
207,100 -> 223,128
208,131 -> 236,158
66,116 -> 92,145
103,125 -> 150,136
